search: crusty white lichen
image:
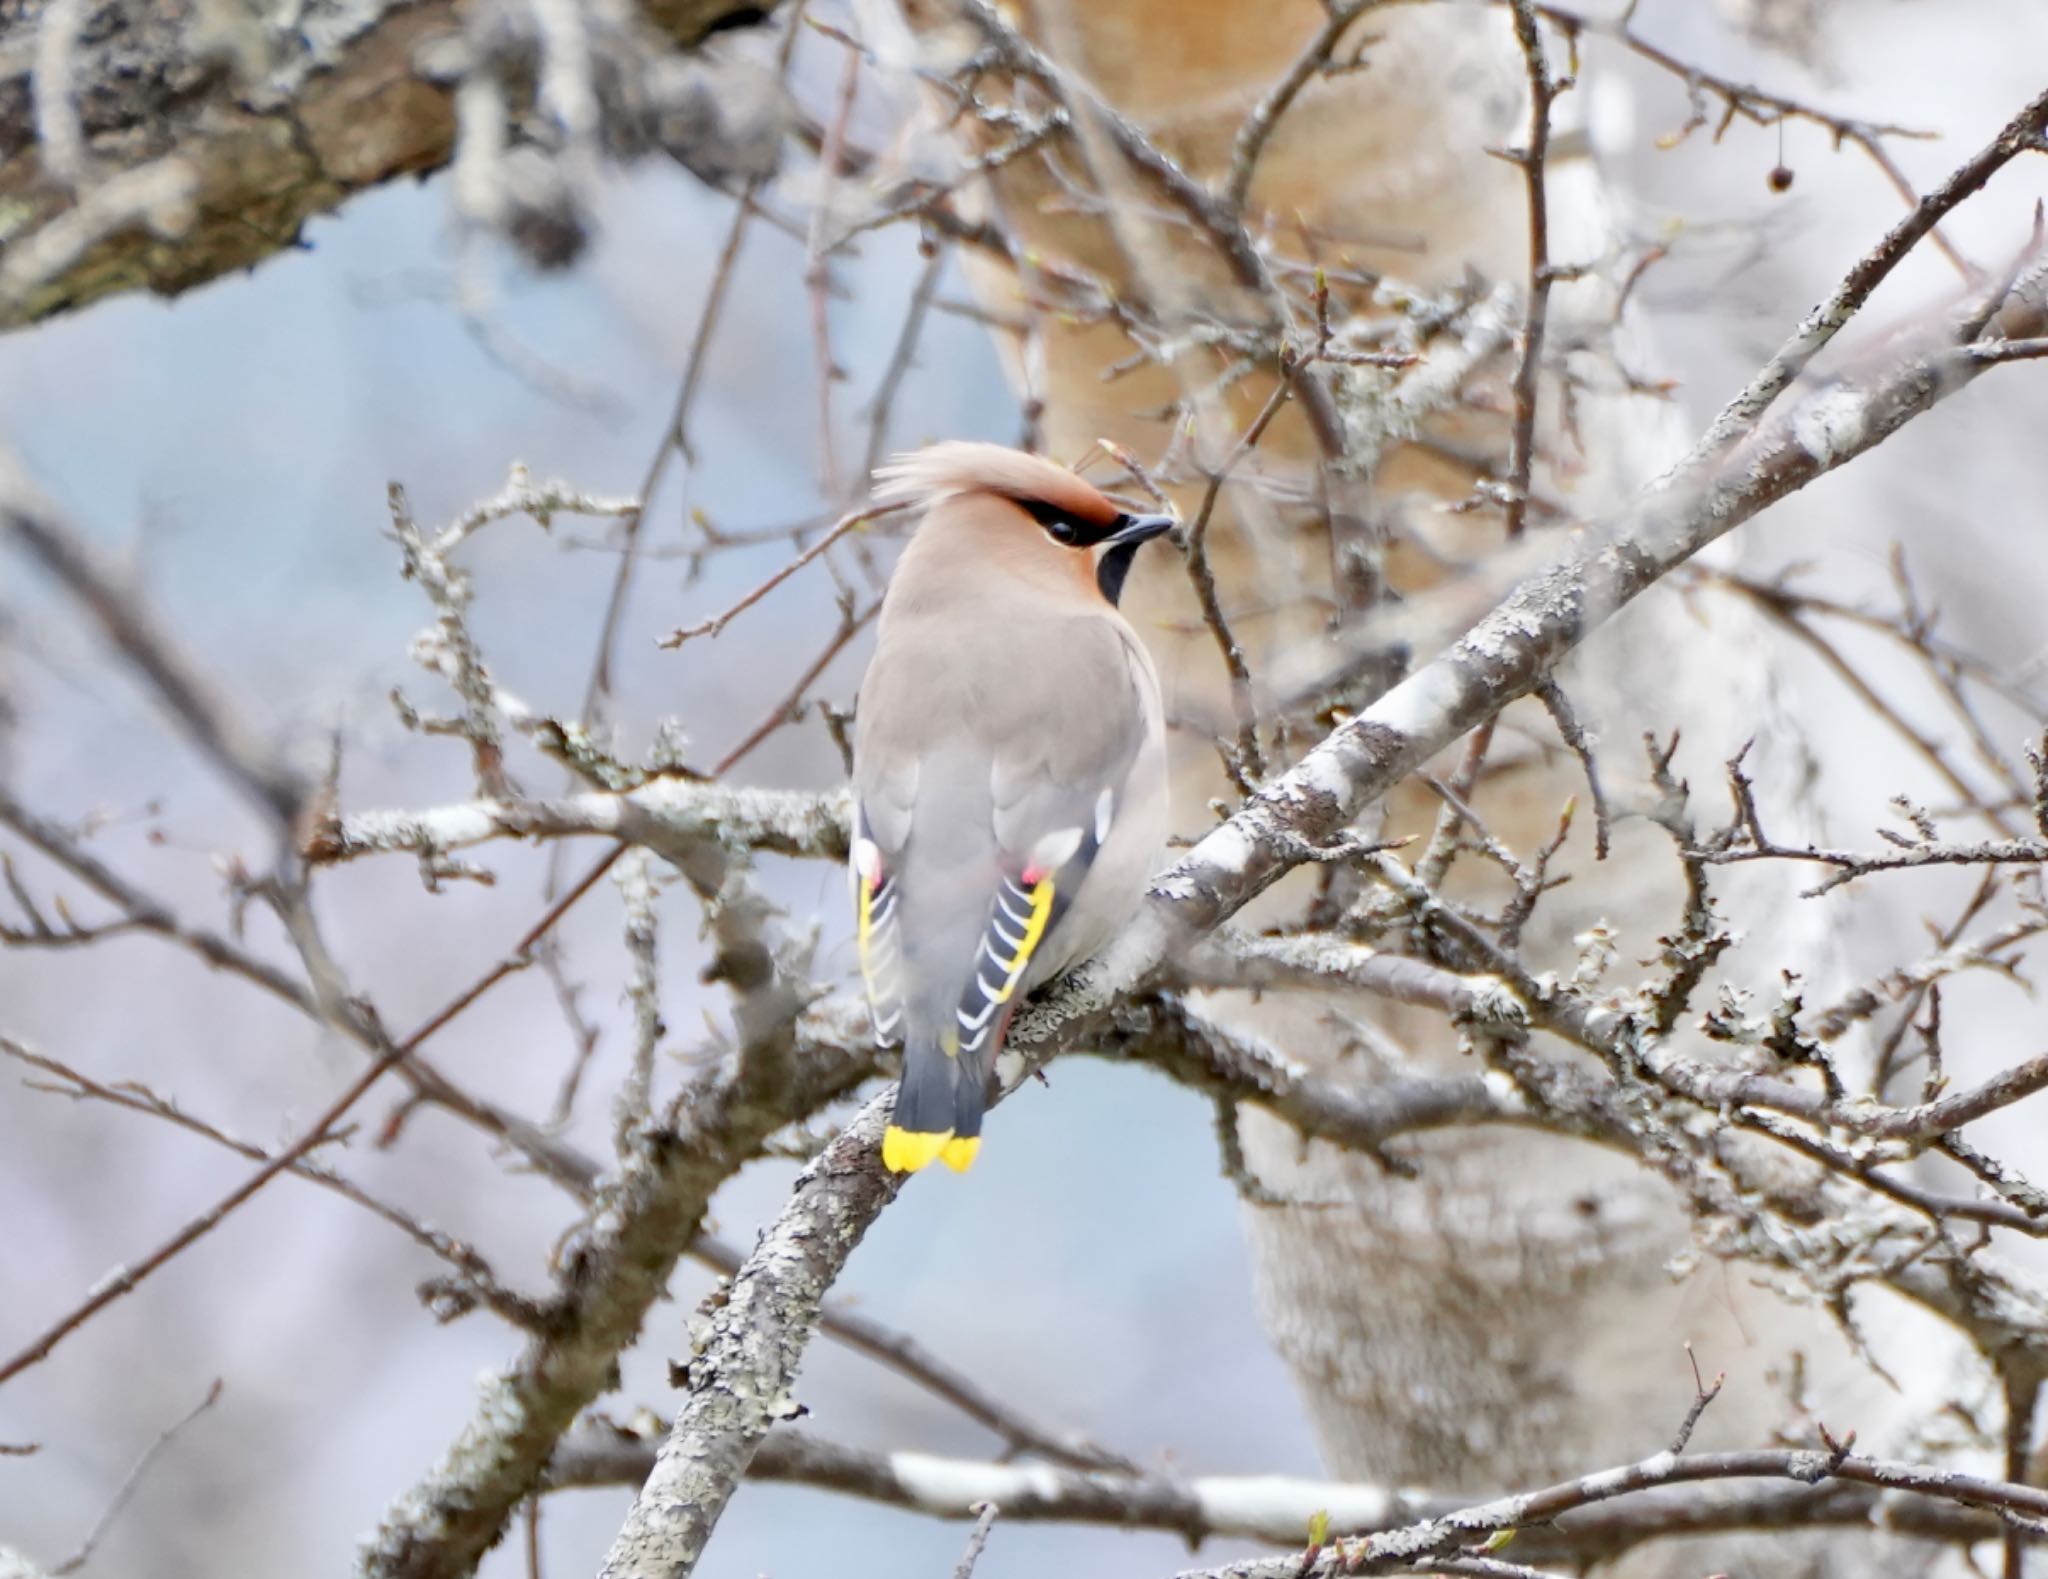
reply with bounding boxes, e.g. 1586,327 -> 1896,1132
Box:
1328,282 -> 1517,478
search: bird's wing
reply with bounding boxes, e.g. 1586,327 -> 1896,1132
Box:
849,724 -> 921,1050
949,619 -> 1157,1056
852,613 -> 1154,1052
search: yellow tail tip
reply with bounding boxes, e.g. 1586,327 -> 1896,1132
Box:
883,1126 -> 950,1173
882,1126 -> 982,1174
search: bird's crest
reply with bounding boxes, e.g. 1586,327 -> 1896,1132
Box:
873,441 -> 1122,527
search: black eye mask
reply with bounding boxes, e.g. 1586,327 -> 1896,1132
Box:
1010,497 -> 1178,605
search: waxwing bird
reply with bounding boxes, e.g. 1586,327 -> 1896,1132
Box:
852,442 -> 1175,1174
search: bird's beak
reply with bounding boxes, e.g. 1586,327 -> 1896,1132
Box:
1103,511 -> 1179,547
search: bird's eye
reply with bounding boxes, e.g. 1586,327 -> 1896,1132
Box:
1016,497 -> 1092,545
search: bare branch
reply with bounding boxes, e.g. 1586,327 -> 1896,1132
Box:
0,847 -> 621,1388
1533,676 -> 1609,859
955,0 -> 1350,459
596,1095 -> 901,1579
0,1029 -> 419,1387
305,782 -> 852,871
1179,1444 -> 2048,1578
1529,1 -> 1965,276
1693,87 -> 2048,458
50,1378 -> 223,1577
0,457 -> 309,828
0,0 -> 785,328
548,1421 -> 2026,1562
657,505 -> 905,648
1217,2 -> 1372,218
1,1039 -> 548,1330
1499,0 -> 1561,540
949,1501 -> 1000,1579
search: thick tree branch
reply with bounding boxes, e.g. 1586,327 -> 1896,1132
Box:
353,1004 -> 880,1579
596,1094 -> 900,1579
0,0 -> 781,329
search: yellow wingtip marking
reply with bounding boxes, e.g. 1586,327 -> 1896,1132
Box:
991,877 -> 1057,998
856,875 -> 874,982
883,1126 -> 952,1174
940,1135 -> 981,1172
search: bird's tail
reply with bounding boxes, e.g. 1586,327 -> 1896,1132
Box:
883,1029 -> 989,1174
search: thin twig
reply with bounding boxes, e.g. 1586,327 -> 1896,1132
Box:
0,469 -> 308,828
1530,1 -> 1967,279
1693,86 -> 2048,458
1218,2 -> 1372,217
712,598 -> 879,776
50,1377 -> 223,1575
950,1502 -> 1001,1579
1668,1343 -> 1725,1455
957,0 -> 1349,460
805,41 -> 863,494
1180,373 -> 1295,785
1499,0 -> 1560,539
1968,336 -> 2048,363
1,1040 -> 547,1329
0,849 -> 617,1387
657,505 -> 904,647
861,246 -> 950,486
1533,676 -> 1609,859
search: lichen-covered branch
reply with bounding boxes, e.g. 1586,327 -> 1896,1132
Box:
548,1422 -> 2021,1561
306,782 -> 852,872
354,1003 -> 881,1579
596,1094 -> 901,1579
0,0 -> 784,329
1179,1444 -> 2048,1579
